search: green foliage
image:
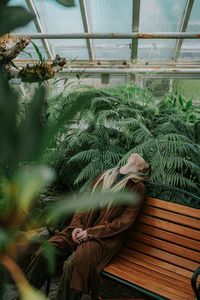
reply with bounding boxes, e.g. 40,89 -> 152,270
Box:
0,2 -> 134,299
30,41 -> 45,62
0,78 -> 107,299
49,85 -> 200,195
164,92 -> 198,124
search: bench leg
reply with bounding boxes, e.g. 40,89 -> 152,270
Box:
191,267 -> 200,300
45,277 -> 51,296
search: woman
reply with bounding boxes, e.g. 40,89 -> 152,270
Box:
26,153 -> 149,300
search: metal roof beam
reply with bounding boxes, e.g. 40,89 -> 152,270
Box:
15,32 -> 200,39
173,0 -> 194,61
60,67 -> 200,75
25,0 -> 54,59
131,0 -> 140,61
58,67 -> 200,79
79,0 -> 94,61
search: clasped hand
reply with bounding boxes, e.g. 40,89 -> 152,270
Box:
72,228 -> 88,244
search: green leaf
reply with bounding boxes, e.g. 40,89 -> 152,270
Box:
46,191 -> 137,224
22,50 -> 33,60
178,95 -> 184,107
19,285 -> 47,300
15,165 -> 55,213
0,72 -> 19,175
40,242 -> 56,274
0,228 -> 11,252
30,41 -> 44,62
186,99 -> 192,110
0,6 -> 34,35
188,114 -> 197,123
18,87 -> 46,163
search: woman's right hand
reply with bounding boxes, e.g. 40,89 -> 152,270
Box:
72,228 -> 83,244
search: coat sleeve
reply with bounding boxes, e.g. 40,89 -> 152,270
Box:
67,211 -> 85,231
65,174 -> 103,235
86,182 -> 145,239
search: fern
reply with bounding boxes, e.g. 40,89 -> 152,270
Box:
133,123 -> 154,144
152,122 -> 178,135
68,149 -> 99,164
74,157 -> 104,185
47,84 -> 200,196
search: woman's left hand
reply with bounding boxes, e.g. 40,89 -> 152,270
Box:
76,230 -> 88,242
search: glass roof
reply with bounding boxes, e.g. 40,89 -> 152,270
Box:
179,0 -> 200,60
138,0 -> 187,61
9,0 -> 200,64
86,0 -> 132,60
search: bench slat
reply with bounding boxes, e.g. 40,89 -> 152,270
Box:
127,240 -> 198,271
138,215 -> 200,240
131,223 -> 200,252
119,248 -> 192,278
146,197 -> 200,219
118,251 -> 190,283
104,263 -> 193,300
142,205 -> 200,229
128,232 -> 200,262
114,257 -> 193,295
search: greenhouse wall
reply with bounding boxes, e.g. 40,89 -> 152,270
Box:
174,79 -> 200,103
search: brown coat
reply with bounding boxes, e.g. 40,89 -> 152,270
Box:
50,180 -> 145,295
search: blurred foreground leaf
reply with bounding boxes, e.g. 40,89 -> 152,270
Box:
15,166 -> 55,213
46,191 -> 139,224
0,228 -> 11,252
0,73 -> 19,175
40,242 -> 56,274
0,72 -> 101,176
0,2 -> 33,35
0,254 -> 47,300
19,284 -> 47,300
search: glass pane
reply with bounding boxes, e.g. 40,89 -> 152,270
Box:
9,0 -> 47,59
34,0 -> 88,59
174,79 -> 200,102
87,0 -> 132,60
179,0 -> 200,61
138,0 -> 187,61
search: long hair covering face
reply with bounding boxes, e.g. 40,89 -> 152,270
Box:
92,166 -> 149,194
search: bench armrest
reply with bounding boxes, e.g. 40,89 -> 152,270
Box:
191,267 -> 200,300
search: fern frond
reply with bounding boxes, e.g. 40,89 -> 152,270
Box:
133,123 -> 154,144
74,158 -> 104,185
158,139 -> 198,155
96,110 -> 119,125
153,122 -> 178,135
116,106 -> 140,118
164,170 -> 199,190
120,139 -> 156,165
68,149 -> 99,164
102,151 -> 122,165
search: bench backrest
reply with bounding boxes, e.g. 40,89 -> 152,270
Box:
104,197 -> 200,300
127,197 -> 200,277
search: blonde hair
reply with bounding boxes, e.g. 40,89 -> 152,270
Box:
92,166 -> 149,194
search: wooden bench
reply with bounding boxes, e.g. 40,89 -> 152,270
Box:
102,196 -> 200,300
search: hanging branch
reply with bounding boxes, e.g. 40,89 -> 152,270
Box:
0,34 -> 30,66
0,34 -> 67,82
19,55 -> 67,83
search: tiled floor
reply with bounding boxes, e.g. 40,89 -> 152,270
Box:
3,277 -> 148,300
